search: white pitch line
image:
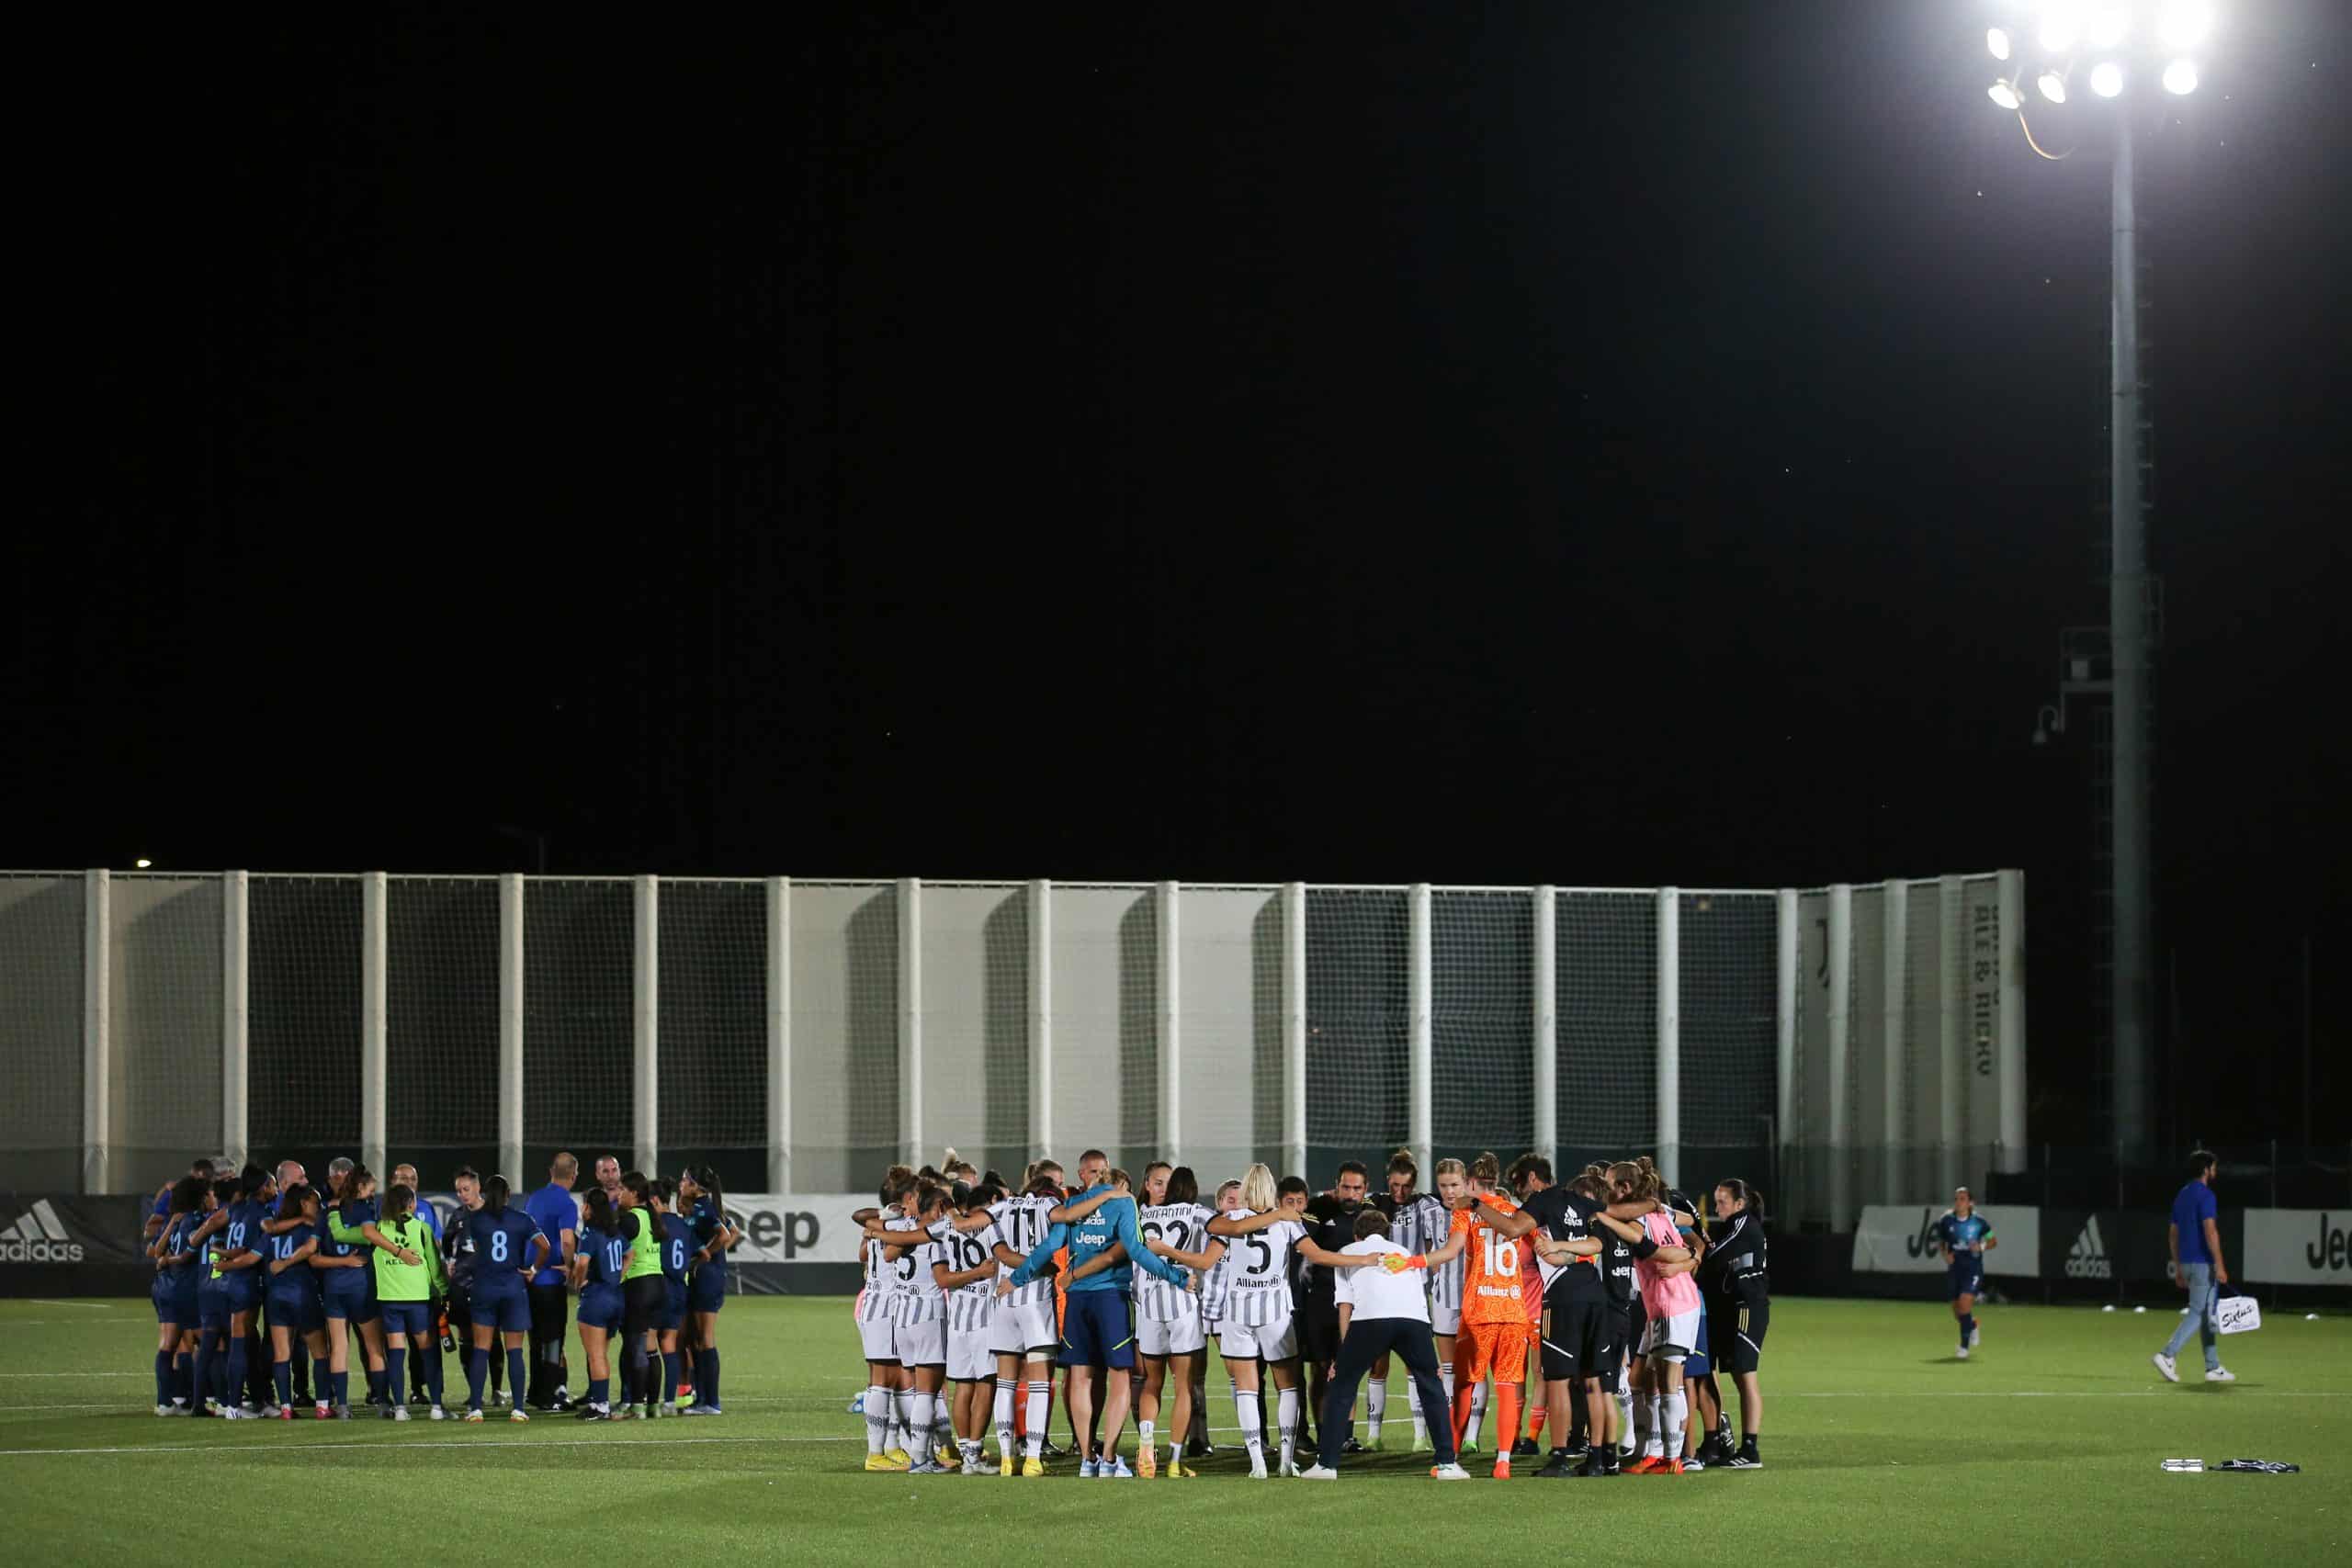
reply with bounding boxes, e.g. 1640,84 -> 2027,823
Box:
1787,1389 -> 2347,1398
23,1301 -> 119,1311
0,1435 -> 782,1458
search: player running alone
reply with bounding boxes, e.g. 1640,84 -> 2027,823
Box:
1932,1186 -> 1995,1359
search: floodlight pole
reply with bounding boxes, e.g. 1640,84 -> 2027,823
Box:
2108,106 -> 2154,1162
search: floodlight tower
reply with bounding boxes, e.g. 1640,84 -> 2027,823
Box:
1984,2 -> 2211,1161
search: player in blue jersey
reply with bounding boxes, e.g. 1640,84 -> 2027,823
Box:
187,1177 -> 238,1415
1931,1187 -> 1996,1359
651,1179 -> 693,1413
147,1176 -> 208,1415
458,1175 -> 547,1422
315,1165 -> 391,1414
680,1166 -> 738,1416
571,1186 -> 630,1419
1004,1162 -> 1191,1477
202,1167 -> 273,1416
263,1183 -> 331,1418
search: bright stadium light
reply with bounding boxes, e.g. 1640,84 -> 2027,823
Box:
2158,1 -> 2213,51
2038,69 -> 2068,104
1987,27 -> 2012,62
2163,58 -> 2200,94
2041,12 -> 2079,53
1988,79 -> 2022,110
2091,61 -> 2125,97
2086,8 -> 2129,49
134,858 -> 153,868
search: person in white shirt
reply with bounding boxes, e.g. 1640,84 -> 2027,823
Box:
1299,1210 -> 1467,1481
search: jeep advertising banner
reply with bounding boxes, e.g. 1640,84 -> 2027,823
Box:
0,1193 -> 153,1297
2243,1210 -> 2352,1287
1850,1204 -> 2040,1274
720,1193 -> 875,1294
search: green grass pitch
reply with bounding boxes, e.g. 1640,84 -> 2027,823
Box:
1,1296 -> 2342,1566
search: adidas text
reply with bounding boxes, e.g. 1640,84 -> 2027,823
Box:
2065,1216 -> 2112,1280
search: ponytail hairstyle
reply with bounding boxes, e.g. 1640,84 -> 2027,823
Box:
169,1174 -> 207,1215
1468,1152 -> 1502,1192
582,1185 -> 618,1236
915,1182 -> 951,1220
339,1165 -> 377,1222
692,1165 -> 724,1220
277,1180 -> 311,1220
1715,1178 -> 1765,1220
652,1176 -> 675,1210
1238,1163 -> 1278,1214
939,1146 -> 961,1176
383,1183 -> 415,1224
481,1174 -> 511,1215
1386,1147 -> 1419,1187
620,1171 -> 654,1237
1165,1166 -> 1200,1206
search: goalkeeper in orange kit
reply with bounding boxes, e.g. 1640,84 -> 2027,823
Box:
1421,1153 -> 1532,1478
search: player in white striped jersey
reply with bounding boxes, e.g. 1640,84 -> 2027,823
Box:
854,1173 -> 918,1471
1191,1178 -> 1244,1460
1131,1165 -> 1212,1477
981,1170 -> 1064,1474
1423,1158 -> 1470,1446
1146,1166 -> 1387,1478
934,1181 -> 1009,1475
1377,1149 -> 1451,1449
859,1181 -> 955,1472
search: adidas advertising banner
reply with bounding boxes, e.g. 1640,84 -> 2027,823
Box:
2035,1208 -> 2229,1289
2242,1210 -> 2352,1287
1850,1205 -> 2041,1274
0,1193 -> 152,1295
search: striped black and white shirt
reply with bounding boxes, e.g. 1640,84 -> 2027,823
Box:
857,1214 -> 917,1323
891,1215 -> 944,1325
1218,1211 -> 1306,1329
988,1194 -> 1057,1310
1135,1202 -> 1212,1321
942,1219 -> 1001,1334
1387,1194 -> 1448,1261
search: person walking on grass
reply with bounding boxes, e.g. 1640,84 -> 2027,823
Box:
2152,1149 -> 2233,1385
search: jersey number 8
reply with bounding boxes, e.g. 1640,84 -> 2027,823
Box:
489,1229 -> 509,1263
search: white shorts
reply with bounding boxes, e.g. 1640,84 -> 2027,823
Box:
897,1314 -> 946,1369
1641,1307 -> 1700,1361
1430,1298 -> 1462,1337
1218,1313 -> 1297,1362
947,1325 -> 994,1382
1136,1311 -> 1206,1358
857,1315 -> 899,1364
990,1295 -> 1059,1357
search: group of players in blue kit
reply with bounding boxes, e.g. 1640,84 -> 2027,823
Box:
143,1151 -> 740,1425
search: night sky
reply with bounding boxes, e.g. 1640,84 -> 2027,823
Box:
13,5 -> 2347,1148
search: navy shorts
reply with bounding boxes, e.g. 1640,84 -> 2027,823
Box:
153,1282 -> 176,1323
579,1284 -> 624,1334
167,1283 -> 201,1327
322,1274 -> 379,1325
1948,1260 -> 1984,1299
1060,1291 -> 1136,1371
687,1268 -> 726,1314
468,1284 -> 531,1335
659,1280 -> 686,1333
379,1300 -> 435,1340
266,1285 -> 324,1334
220,1274 -> 262,1315
1682,1309 -> 1712,1379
